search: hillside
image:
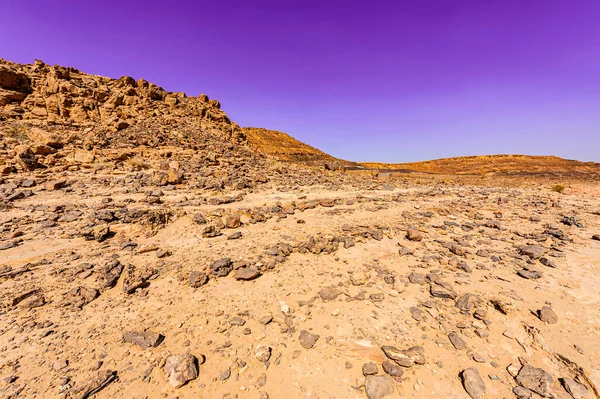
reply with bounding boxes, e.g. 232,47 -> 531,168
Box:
243,127 -> 355,169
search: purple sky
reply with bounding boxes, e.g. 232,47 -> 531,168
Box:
1,0 -> 599,162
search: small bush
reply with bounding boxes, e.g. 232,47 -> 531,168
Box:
551,184 -> 566,194
3,126 -> 28,142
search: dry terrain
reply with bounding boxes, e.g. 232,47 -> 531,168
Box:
1,59 -> 600,399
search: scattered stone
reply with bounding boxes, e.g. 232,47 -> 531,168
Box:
364,375 -> 395,399
381,345 -> 425,367
70,370 -> 116,399
319,286 -> 341,301
521,245 -> 546,259
518,268 -> 543,280
382,360 -> 404,377
408,272 -> 425,285
229,317 -> 246,326
298,330 -> 319,349
210,257 -> 233,277
123,331 -> 163,349
220,368 -> 231,381
255,344 -> 272,362
538,306 -> 558,324
362,362 -> 378,376
516,365 -> 553,397
189,271 -> 209,287
448,332 -> 467,350
461,367 -> 486,399
163,354 -> 199,388
234,267 -> 260,280
539,257 -> 557,268
227,231 -> 242,240
406,229 -> 423,241
456,293 -> 483,311
350,271 -> 368,286
560,377 -> 589,399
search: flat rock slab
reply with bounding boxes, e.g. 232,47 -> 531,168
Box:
365,375 -> 395,399
69,370 -> 116,399
234,267 -> 260,280
516,365 -> 553,397
521,245 -> 546,259
123,331 -> 163,349
461,367 -> 486,399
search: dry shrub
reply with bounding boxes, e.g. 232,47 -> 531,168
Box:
3,126 -> 28,142
551,184 -> 566,194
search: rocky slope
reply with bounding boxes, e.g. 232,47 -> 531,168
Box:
1,60 -> 600,399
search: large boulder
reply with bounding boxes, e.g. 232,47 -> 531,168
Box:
163,354 -> 198,388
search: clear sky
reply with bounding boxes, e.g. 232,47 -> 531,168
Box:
1,0 -> 599,162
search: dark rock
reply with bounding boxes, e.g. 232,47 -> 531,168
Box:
210,257 -> 232,277
299,330 -> 319,349
123,331 -> 163,349
102,260 -> 123,289
539,257 -> 557,268
189,271 -> 209,287
382,360 -> 404,377
518,268 -> 543,280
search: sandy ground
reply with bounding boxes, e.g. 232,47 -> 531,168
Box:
1,172 -> 599,399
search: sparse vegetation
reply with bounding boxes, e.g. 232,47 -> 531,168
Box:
3,125 -> 28,142
551,184 -> 566,194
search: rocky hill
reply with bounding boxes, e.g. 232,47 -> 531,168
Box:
0,58 -> 247,170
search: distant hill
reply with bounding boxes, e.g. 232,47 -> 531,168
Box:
241,126 -> 600,176
360,155 -> 600,175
